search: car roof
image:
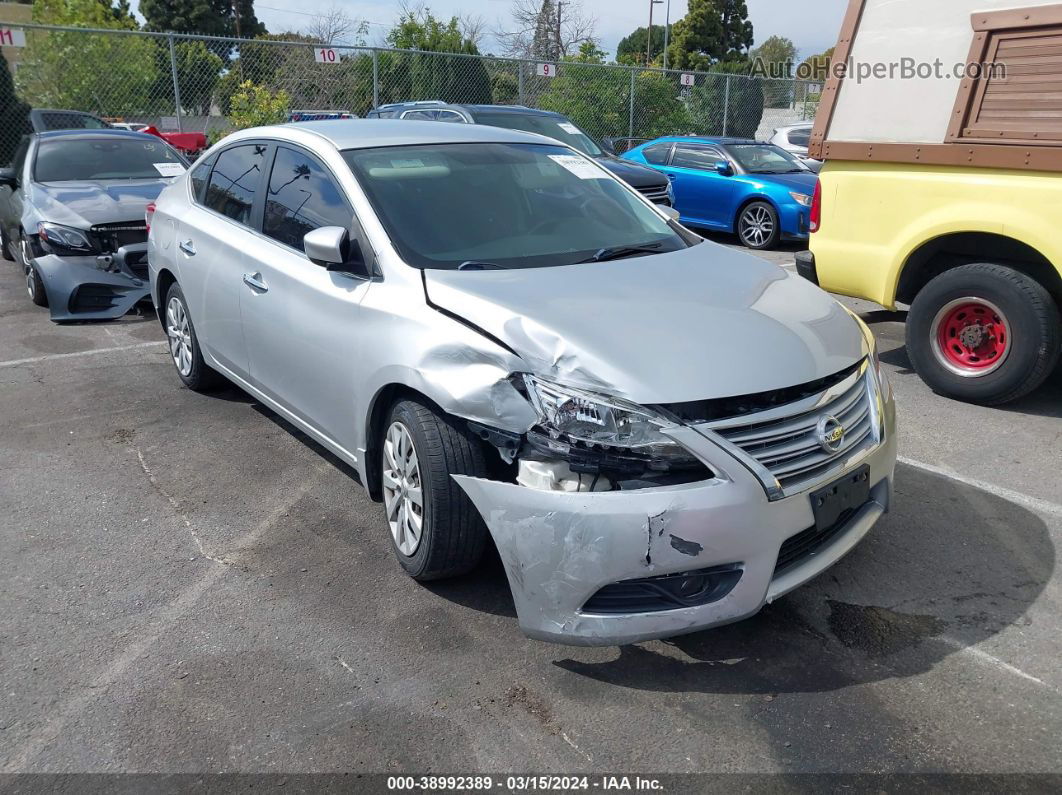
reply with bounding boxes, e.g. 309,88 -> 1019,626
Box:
371,102 -> 556,117
242,118 -> 559,150
35,128 -> 162,141
458,104 -> 558,117
647,136 -> 760,146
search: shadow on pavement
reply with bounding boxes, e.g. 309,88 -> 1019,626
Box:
551,463 -> 1053,694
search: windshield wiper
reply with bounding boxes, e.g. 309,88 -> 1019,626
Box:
458,261 -> 506,270
577,242 -> 663,264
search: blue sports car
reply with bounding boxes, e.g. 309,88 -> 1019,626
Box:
621,136 -> 817,250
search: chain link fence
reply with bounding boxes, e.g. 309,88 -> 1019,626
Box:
1,23 -> 821,164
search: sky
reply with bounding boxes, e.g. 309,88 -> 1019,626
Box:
130,0 -> 849,61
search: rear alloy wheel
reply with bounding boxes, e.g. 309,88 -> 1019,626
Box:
0,226 -> 14,262
737,201 -> 780,250
164,282 -> 224,392
907,263 -> 1061,405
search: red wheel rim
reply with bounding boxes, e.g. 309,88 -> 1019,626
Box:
933,298 -> 1010,375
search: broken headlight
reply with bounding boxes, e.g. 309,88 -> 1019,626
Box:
520,374 -> 694,464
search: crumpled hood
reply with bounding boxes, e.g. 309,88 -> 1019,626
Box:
28,179 -> 170,227
423,242 -> 866,404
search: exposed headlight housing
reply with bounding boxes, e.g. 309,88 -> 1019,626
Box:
37,222 -> 94,255
519,374 -> 695,464
789,191 -> 812,207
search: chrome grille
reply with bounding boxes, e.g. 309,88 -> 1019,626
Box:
704,366 -> 879,496
635,184 -> 671,205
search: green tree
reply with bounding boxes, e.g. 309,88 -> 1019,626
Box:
615,24 -> 669,66
227,80 -> 289,128
686,61 -> 763,138
531,0 -> 559,60
798,46 -> 834,82
666,0 -> 754,71
538,62 -> 689,141
141,0 -> 266,59
382,8 -> 492,105
751,35 -> 797,107
18,0 -> 159,115
0,57 -> 31,165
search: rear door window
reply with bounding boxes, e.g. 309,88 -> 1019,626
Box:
641,143 -> 673,165
788,128 -> 811,147
670,145 -> 724,171
204,144 -> 267,226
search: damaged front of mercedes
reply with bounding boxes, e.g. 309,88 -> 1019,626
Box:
0,129 -> 186,320
331,125 -> 898,647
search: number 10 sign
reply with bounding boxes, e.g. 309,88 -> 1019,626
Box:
314,47 -> 338,64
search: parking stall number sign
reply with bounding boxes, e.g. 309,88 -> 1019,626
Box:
536,63 -> 556,77
0,27 -> 26,47
315,47 -> 339,64
680,73 -> 695,87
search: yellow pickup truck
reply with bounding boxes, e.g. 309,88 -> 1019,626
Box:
801,0 -> 1062,404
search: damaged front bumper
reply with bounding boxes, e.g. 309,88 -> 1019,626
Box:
33,243 -> 150,321
455,392 -> 897,646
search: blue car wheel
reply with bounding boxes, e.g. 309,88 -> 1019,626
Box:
737,201 -> 780,250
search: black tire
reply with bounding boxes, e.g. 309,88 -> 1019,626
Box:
906,263 -> 1061,405
163,281 -> 224,392
382,399 -> 491,581
26,263 -> 48,307
0,226 -> 14,262
737,201 -> 780,250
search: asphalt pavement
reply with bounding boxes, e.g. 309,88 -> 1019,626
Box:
1,237 -> 1060,777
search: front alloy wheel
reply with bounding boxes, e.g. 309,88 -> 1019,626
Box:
382,421 -> 424,557
737,202 -> 779,250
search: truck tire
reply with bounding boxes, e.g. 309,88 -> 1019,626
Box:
381,399 -> 491,581
906,263 -> 1061,405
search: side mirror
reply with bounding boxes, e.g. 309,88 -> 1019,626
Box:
599,137 -> 617,155
659,205 -> 680,221
304,225 -> 371,278
0,168 -> 17,189
715,161 -> 732,176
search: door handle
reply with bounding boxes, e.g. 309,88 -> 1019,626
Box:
242,272 -> 268,292
179,239 -> 196,256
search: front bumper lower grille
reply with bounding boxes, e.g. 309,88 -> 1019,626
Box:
582,565 -> 743,615
635,184 -> 671,205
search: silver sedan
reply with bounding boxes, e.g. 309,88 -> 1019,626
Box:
148,120 -> 896,646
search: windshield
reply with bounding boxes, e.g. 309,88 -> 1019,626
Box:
343,143 -> 690,270
725,143 -> 808,174
471,112 -> 603,157
34,137 -> 186,182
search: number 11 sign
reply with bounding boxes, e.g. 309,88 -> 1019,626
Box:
0,27 -> 26,47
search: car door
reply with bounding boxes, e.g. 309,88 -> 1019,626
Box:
660,144 -> 736,229
239,143 -> 374,448
177,141 -> 269,379
0,138 -> 30,249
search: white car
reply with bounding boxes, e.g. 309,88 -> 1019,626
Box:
769,122 -> 822,172
148,120 -> 896,646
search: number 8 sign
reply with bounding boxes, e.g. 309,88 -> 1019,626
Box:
680,73 -> 695,87
315,47 -> 338,64
536,63 -> 555,78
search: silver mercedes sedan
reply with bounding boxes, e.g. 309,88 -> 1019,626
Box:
148,120 -> 896,646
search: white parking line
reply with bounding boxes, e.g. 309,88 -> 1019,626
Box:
898,455 -> 1062,518
0,341 -> 167,369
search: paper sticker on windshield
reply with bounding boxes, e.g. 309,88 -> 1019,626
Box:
557,122 -> 580,135
153,162 -> 186,177
548,154 -> 606,180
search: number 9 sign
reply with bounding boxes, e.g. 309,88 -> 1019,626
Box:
536,63 -> 555,78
